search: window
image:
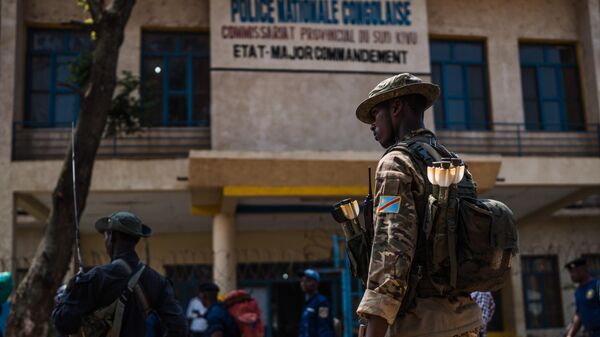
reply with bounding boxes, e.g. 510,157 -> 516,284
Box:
141,32 -> 210,126
26,29 -> 94,127
430,40 -> 490,130
519,44 -> 584,131
521,256 -> 564,329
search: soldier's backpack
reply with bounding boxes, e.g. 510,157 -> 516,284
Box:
80,259 -> 151,337
387,137 -> 518,299
224,290 -> 265,337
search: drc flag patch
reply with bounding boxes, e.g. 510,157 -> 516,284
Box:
377,195 -> 402,214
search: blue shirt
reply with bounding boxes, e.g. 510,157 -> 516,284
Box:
299,293 -> 334,337
0,301 -> 10,337
575,278 -> 600,335
205,302 -> 238,337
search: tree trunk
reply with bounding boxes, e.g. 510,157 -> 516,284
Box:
6,1 -> 136,336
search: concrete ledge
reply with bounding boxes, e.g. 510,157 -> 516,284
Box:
9,158 -> 189,192
497,157 -> 600,186
189,150 -> 502,193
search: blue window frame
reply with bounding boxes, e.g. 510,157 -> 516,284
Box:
519,44 -> 584,131
521,256 -> 564,329
430,40 -> 491,130
25,29 -> 94,127
141,32 -> 210,126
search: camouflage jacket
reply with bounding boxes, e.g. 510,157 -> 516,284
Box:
356,129 -> 482,337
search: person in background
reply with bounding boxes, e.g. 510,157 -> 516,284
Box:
565,257 -> 600,337
470,292 -> 496,337
298,269 -> 334,337
199,282 -> 239,337
0,272 -> 13,337
187,285 -> 208,337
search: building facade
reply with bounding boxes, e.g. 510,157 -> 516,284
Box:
1,1 -> 600,337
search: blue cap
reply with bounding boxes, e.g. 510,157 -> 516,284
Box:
302,269 -> 320,282
0,272 -> 13,303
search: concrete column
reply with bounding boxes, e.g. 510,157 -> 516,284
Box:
0,179 -> 14,273
212,213 -> 236,293
487,35 -> 524,124
577,0 -> 600,124
509,257 -> 527,337
0,0 -> 22,273
0,0 -> 22,162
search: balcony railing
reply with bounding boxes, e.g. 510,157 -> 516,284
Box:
436,123 -> 600,157
11,122 -> 600,160
12,122 -> 211,161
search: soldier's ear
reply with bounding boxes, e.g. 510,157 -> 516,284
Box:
390,98 -> 403,117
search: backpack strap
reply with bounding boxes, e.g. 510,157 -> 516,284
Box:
108,261 -> 147,337
111,259 -> 150,314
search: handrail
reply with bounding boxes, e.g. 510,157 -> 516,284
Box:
436,122 -> 600,157
11,121 -> 600,160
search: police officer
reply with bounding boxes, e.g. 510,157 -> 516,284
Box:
199,282 -> 239,337
354,74 -> 482,337
565,257 -> 600,337
52,211 -> 188,337
298,269 -> 334,337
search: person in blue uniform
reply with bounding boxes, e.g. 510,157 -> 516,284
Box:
298,269 -> 334,337
52,211 -> 188,337
199,282 -> 239,337
565,257 -> 600,337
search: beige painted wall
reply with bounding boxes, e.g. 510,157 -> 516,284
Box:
211,72 -> 437,151
577,0 -> 600,124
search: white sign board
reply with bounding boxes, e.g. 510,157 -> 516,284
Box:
211,0 -> 430,73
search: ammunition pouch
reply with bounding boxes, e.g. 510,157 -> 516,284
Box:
345,233 -> 371,285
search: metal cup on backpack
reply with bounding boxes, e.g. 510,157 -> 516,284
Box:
427,158 -> 465,203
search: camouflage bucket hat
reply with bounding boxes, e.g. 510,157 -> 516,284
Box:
95,211 -> 152,237
356,73 -> 440,124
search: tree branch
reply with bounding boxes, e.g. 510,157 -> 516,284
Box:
62,20 -> 97,31
106,0 -> 130,16
86,0 -> 104,22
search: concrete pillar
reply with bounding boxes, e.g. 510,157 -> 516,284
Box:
212,213 -> 236,293
0,180 -> 14,273
0,0 -> 23,273
509,257 -> 527,337
487,35 -> 524,124
577,0 -> 600,124
0,0 -> 21,162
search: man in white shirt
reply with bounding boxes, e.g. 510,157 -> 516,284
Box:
187,288 -> 208,337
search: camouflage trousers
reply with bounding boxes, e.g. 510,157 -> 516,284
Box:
452,328 -> 480,337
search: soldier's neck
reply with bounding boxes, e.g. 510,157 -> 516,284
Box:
395,119 -> 424,141
580,274 -> 593,285
110,244 -> 135,260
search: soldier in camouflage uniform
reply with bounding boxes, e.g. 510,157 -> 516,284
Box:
354,74 -> 482,337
